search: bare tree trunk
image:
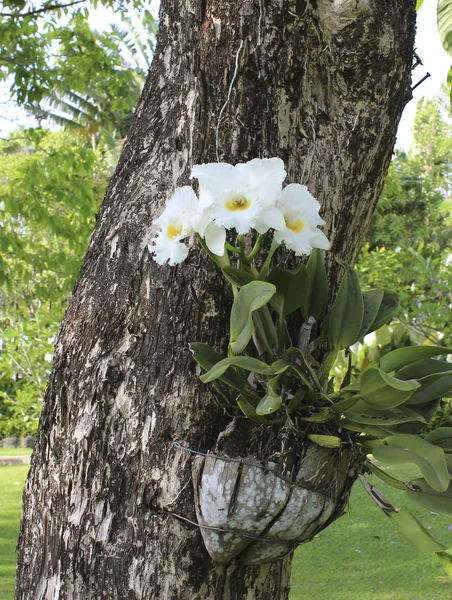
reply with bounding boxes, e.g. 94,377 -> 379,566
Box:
16,1 -> 416,599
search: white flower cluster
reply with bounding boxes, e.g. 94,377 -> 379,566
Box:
151,158 -> 330,265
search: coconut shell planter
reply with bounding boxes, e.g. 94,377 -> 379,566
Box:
192,440 -> 358,565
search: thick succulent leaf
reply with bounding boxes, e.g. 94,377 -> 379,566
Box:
229,281 -> 276,354
256,377 -> 282,415
302,248 -> 328,321
237,395 -> 268,423
380,346 -> 452,374
268,263 -> 308,318
389,507 -> 446,553
342,419 -> 394,438
396,359 -> 452,381
425,427 -> 452,451
270,358 -> 312,387
328,257 -> 364,349
200,356 -> 271,383
367,462 -> 407,490
406,478 -> 452,516
359,366 -> 420,409
405,372 -> 452,405
252,305 -> 278,353
367,290 -> 399,333
222,266 -> 255,288
345,401 -> 426,426
365,434 -> 449,492
190,342 -> 246,391
256,394 -> 282,416
308,434 -> 342,448
358,289 -> 384,339
438,0 -> 452,59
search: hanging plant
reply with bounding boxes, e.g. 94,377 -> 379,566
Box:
151,158 -> 452,572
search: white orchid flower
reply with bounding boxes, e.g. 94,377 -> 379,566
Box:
191,158 -> 286,255
274,183 -> 330,256
151,186 -> 198,265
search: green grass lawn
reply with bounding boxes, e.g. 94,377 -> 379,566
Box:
291,470 -> 452,599
0,448 -> 32,457
1,463 -> 451,599
0,465 -> 29,600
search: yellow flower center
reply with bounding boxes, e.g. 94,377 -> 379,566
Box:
285,217 -> 304,233
225,195 -> 251,212
166,223 -> 183,240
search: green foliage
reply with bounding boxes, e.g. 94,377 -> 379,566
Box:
0,128 -> 108,436
0,0 -> 148,106
438,0 -> 452,59
328,258 -> 364,350
29,11 -> 157,149
191,210 -> 452,571
229,281 -> 276,355
358,95 -> 452,345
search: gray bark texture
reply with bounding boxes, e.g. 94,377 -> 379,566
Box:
16,1 -> 416,599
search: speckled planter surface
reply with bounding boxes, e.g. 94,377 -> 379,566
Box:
193,444 -> 357,565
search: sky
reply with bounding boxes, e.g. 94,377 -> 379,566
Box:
396,0 -> 451,149
1,1 -> 451,148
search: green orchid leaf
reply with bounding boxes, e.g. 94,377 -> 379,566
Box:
328,257 -> 364,350
200,356 -> 271,384
365,434 -> 449,492
341,419 -> 394,438
308,434 -> 342,448
300,407 -> 334,423
229,281 -> 276,355
396,359 -> 452,381
358,289 -> 384,339
267,263 -> 308,318
401,398 -> 441,426
405,372 -> 452,405
406,478 -> 452,516
287,386 -> 310,414
237,394 -> 268,422
367,462 -> 407,490
389,507 -> 446,553
252,305 -> 278,353
359,366 -> 420,409
256,376 -> 282,415
438,0 -> 452,59
366,290 -> 400,334
345,401 -> 426,426
446,454 -> 452,475
269,358 -> 312,387
222,266 -> 255,288
425,427 -> 452,451
333,394 -> 361,413
302,248 -> 328,321
189,342 -> 246,392
380,346 -> 452,374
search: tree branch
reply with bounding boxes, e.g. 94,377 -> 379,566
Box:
0,0 -> 87,18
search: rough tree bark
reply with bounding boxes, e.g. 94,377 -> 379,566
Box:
16,1 -> 416,599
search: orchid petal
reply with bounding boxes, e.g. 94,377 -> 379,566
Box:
204,222 -> 226,256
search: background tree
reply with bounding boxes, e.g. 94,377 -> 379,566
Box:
358,92 -> 452,345
15,1 -> 416,599
0,7 -> 156,438
0,128 -> 109,437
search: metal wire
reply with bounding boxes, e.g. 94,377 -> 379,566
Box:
164,509 -> 298,547
172,441 -> 339,500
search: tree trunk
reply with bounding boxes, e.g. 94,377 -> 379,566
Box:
16,1 -> 416,599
